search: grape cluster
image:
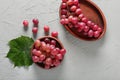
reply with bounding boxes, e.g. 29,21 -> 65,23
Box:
32,38 -> 66,69
60,0 -> 103,38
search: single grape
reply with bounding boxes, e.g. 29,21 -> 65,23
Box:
70,5 -> 77,12
60,19 -> 65,25
32,27 -> 38,34
61,9 -> 67,15
44,38 -> 50,44
75,8 -> 82,15
56,54 -> 63,60
44,25 -> 50,32
51,31 -> 58,37
23,20 -> 29,27
71,17 -> 78,24
60,49 -> 66,55
84,26 -> 89,32
32,56 -> 39,62
88,30 -> 94,37
97,27 -> 102,33
51,48 -> 58,56
73,0 -> 79,5
39,54 -> 46,61
34,40 -> 41,49
94,31 -> 100,38
87,21 -> 92,27
32,18 -> 39,25
61,3 -> 67,9
81,17 -> 88,23
68,15 -> 73,22
45,58 -> 52,65
78,14 -> 84,19
67,0 -> 74,6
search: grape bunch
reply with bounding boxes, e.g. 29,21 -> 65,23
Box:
32,38 -> 66,69
60,0 -> 103,38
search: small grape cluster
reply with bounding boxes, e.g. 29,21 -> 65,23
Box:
60,0 -> 103,38
32,38 -> 66,69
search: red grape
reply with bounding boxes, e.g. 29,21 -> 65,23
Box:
88,30 -> 94,37
70,5 -> 77,12
51,31 -> 58,37
44,25 -> 50,32
32,18 -> 39,25
75,8 -> 82,15
32,27 -> 38,34
32,56 -> 39,62
94,31 -> 100,38
23,20 -> 29,27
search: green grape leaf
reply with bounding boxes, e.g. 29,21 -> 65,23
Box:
6,36 -> 34,67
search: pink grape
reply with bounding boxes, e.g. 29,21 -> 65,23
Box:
41,42 -> 47,51
23,20 -> 29,27
46,44 -> 50,53
51,31 -> 58,37
64,18 -> 69,24
60,19 -> 65,25
70,5 -> 77,12
94,31 -> 100,38
56,54 -> 63,60
32,18 -> 39,25
88,30 -> 94,37
71,17 -> 78,24
84,26 -> 89,32
50,45 -> 55,51
34,40 -> 41,49
50,40 -> 56,46
61,3 -> 67,9
45,58 -> 52,65
39,54 -> 46,61
81,17 -> 88,23
53,60 -> 60,67
51,48 -> 58,56
67,0 -> 74,6
87,20 -> 92,27
73,0 -> 79,5
56,48 -> 60,53
97,27 -> 102,33
44,25 -> 50,32
34,50 -> 41,57
78,14 -> 84,19
44,38 -> 50,44
32,49 -> 37,55
75,8 -> 82,15
61,9 -> 67,15
32,27 -> 38,34
77,22 -> 86,30
60,49 -> 66,55
93,25 -> 98,31
32,56 -> 39,62
68,15 -> 73,22
61,15 -> 67,19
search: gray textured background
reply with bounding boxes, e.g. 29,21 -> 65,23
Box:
0,0 -> 120,80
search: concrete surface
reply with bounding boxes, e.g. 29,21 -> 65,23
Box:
0,0 -> 120,80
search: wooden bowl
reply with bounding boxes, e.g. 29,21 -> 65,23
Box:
31,36 -> 65,69
59,0 -> 107,41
